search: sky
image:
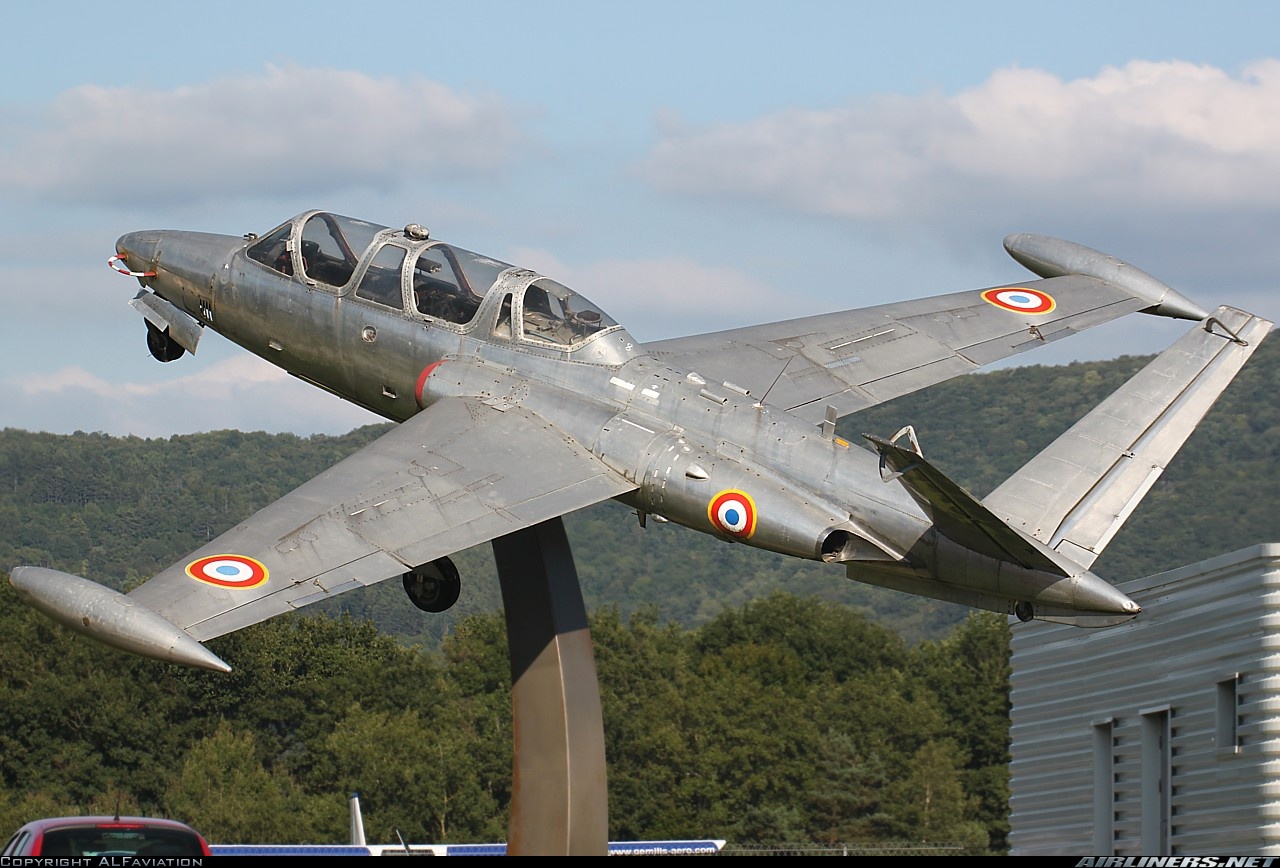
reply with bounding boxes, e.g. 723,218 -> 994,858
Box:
2,1 -> 1278,438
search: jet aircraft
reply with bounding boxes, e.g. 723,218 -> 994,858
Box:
9,210 -> 1271,671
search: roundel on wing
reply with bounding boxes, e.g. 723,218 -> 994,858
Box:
708,489 -> 758,540
186,554 -> 269,589
980,287 -> 1056,314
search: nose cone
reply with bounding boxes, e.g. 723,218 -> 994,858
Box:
116,230 -> 159,255
115,230 -> 163,274
113,229 -> 246,290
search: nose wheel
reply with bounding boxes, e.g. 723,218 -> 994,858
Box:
145,321 -> 186,362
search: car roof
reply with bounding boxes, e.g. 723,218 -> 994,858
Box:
19,816 -> 201,832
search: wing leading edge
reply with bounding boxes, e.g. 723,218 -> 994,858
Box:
127,396 -> 636,641
646,235 -> 1208,426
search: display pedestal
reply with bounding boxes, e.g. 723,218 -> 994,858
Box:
492,517 -> 608,856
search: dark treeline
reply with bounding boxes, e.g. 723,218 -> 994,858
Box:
0,580 -> 1008,851
0,335 -> 1275,849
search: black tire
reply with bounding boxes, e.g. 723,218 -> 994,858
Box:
402,557 -> 461,613
146,322 -> 186,362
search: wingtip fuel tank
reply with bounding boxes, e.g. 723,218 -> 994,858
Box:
9,567 -> 231,672
1004,232 -> 1210,322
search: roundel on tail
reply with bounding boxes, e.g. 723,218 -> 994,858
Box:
708,489 -> 758,540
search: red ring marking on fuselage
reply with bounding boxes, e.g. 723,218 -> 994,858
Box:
707,489 -> 758,539
415,361 -> 445,407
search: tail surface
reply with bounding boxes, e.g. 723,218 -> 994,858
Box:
860,429 -> 1140,626
850,306 -> 1268,627
983,306 -> 1271,569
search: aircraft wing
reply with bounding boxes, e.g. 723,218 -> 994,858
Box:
645,274 -> 1153,426
125,396 -> 636,641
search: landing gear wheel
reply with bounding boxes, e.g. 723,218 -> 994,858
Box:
146,321 -> 186,362
1015,601 -> 1035,623
402,557 -> 461,613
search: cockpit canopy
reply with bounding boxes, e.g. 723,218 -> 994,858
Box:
493,277 -> 620,348
246,211 -> 625,352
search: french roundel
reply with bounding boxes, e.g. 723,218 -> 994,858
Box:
708,490 -> 758,540
980,287 -> 1056,315
186,554 -> 269,589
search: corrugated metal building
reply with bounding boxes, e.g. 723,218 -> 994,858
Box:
1009,544 -> 1280,856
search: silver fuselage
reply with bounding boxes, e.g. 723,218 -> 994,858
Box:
114,216 -> 1135,621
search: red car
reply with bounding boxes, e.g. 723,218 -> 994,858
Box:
1,816 -> 212,858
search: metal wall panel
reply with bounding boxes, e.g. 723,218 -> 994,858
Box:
1009,544 -> 1280,856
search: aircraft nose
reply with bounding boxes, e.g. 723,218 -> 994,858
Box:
112,229 -> 246,288
115,231 -> 162,275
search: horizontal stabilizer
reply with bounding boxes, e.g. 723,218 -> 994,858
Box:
863,431 -> 1071,577
983,306 -> 1272,569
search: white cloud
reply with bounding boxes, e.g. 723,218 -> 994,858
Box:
0,66 -> 525,205
4,354 -> 379,437
505,246 -> 787,342
641,60 -> 1280,225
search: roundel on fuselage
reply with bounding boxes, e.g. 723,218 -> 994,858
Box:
707,489 -> 758,540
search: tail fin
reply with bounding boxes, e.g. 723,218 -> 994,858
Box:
983,306 -> 1271,569
350,793 -> 366,846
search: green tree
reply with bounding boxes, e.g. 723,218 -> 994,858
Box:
913,613 -> 1011,851
805,731 -> 894,843
878,740 -> 988,852
316,702 -> 504,845
164,723 -> 341,844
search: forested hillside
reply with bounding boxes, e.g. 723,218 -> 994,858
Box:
0,334 -> 1274,849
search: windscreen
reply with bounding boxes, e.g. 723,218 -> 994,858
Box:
39,825 -> 206,858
